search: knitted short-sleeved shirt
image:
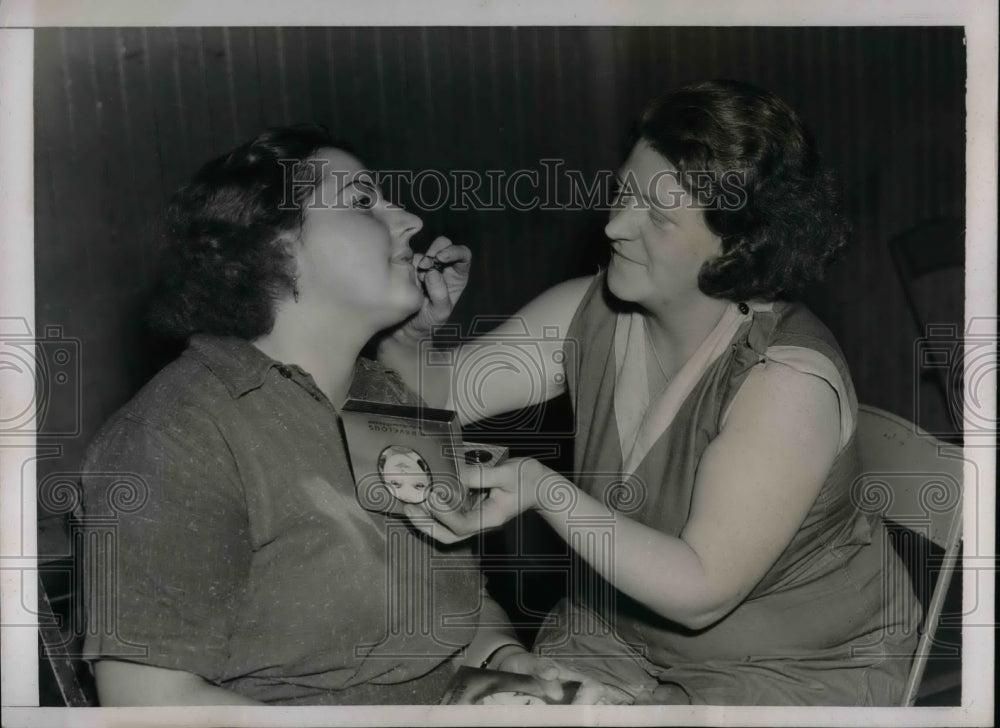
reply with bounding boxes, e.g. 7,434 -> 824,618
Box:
82,335 -> 484,704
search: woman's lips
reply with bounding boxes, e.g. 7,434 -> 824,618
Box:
611,247 -> 643,265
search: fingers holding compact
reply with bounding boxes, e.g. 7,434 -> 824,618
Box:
399,459 -> 556,542
398,483 -> 506,543
400,503 -> 468,544
453,458 -> 551,527
464,457 -> 574,515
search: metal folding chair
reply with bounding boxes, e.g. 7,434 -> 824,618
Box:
38,571 -> 96,706
888,217 -> 965,441
854,404 -> 964,706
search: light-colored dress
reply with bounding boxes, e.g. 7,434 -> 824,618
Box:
533,273 -> 921,705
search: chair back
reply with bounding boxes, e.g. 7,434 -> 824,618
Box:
853,404 -> 963,706
887,217 -> 965,440
855,404 -> 964,547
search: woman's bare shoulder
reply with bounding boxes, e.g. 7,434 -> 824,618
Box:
725,359 -> 841,449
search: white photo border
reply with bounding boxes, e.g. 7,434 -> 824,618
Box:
1,1 -> 995,726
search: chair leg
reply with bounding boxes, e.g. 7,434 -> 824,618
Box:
38,573 -> 93,707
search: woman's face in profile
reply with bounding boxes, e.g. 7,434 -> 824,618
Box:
293,147 -> 425,327
380,449 -> 430,504
604,139 -> 722,309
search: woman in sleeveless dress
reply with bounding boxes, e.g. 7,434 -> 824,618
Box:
385,79 -> 922,705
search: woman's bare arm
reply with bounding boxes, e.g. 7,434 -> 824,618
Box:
379,276 -> 593,423
539,361 -> 842,629
421,360 -> 841,630
94,660 -> 262,706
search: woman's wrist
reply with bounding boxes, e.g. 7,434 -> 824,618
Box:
481,642 -> 528,671
527,462 -> 577,519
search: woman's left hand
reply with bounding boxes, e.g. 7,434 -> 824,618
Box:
396,235 -> 472,344
496,652 -> 630,705
403,457 -> 561,543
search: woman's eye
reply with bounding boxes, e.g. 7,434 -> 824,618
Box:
349,181 -> 379,210
351,192 -> 374,210
648,208 -> 671,227
610,181 -> 624,206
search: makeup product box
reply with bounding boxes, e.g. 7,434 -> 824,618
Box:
341,399 -> 507,516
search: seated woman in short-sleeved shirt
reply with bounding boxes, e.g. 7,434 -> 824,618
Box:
81,125 -> 534,705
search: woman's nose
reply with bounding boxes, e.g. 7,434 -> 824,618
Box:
604,205 -> 634,241
390,207 -> 424,243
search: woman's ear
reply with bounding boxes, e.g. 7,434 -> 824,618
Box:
274,232 -> 302,302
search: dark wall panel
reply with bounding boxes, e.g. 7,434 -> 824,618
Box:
35,24 -> 966,499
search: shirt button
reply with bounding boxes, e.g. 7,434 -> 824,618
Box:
738,302 -> 750,315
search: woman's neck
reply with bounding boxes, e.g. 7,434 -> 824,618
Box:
642,293 -> 731,379
252,301 -> 375,408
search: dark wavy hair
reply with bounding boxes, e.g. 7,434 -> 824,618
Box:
149,123 -> 343,339
635,79 -> 851,301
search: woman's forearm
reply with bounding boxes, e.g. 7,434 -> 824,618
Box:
378,277 -> 590,417
95,660 -> 263,706
377,335 -> 453,409
535,481 -> 733,631
464,589 -> 526,667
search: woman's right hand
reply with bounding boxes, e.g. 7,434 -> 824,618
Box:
404,458 -> 560,543
397,235 -> 472,345
375,236 -> 471,408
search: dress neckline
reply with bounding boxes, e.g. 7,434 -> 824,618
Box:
613,301 -> 766,476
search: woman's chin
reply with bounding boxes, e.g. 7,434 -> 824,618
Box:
606,265 -> 640,303
383,285 -> 424,325
403,285 -> 424,316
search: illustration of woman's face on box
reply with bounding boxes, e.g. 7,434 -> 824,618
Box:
377,445 -> 430,504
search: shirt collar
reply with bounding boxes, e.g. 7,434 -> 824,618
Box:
182,334 -> 420,405
183,334 -> 279,398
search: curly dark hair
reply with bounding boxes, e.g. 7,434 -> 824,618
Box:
149,123 -> 344,339
635,79 -> 851,302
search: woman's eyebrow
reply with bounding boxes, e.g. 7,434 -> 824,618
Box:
335,179 -> 360,196
326,178 -> 357,202
333,176 -> 377,198
634,187 -> 665,212
614,172 -> 674,214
